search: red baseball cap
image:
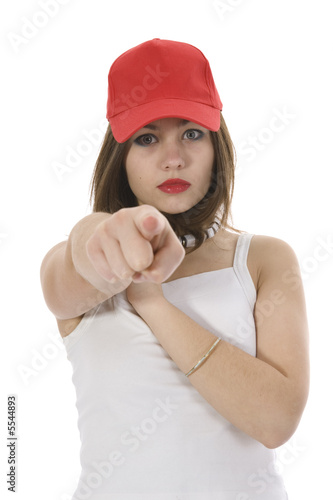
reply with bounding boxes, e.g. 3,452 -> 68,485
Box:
106,38 -> 223,143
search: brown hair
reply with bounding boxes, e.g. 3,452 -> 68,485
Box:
90,114 -> 241,252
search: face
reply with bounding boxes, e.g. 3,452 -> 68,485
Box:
124,118 -> 215,214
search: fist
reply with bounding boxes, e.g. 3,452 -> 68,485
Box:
85,205 -> 185,285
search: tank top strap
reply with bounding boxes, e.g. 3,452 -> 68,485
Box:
232,233 -> 257,310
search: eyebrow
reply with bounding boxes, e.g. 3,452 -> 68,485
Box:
142,119 -> 190,131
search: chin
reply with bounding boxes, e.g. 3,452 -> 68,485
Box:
159,202 -> 196,215
156,196 -> 204,215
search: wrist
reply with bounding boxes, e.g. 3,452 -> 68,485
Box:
131,293 -> 168,319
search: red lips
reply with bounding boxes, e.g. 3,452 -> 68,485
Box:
157,178 -> 190,187
157,178 -> 191,194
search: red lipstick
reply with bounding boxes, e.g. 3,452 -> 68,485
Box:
157,178 -> 191,194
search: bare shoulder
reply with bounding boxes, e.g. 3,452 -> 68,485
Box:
248,234 -> 301,291
249,234 -> 298,263
210,230 -> 297,291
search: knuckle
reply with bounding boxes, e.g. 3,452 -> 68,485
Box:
131,256 -> 153,272
149,270 -> 164,283
112,208 -> 129,224
129,245 -> 153,271
86,235 -> 98,257
96,214 -> 121,241
178,243 -> 186,259
138,204 -> 161,220
94,222 -> 110,241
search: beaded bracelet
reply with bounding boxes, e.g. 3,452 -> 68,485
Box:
185,338 -> 221,377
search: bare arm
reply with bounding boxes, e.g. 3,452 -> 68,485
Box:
127,236 -> 310,449
40,206 -> 185,320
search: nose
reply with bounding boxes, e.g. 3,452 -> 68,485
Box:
160,141 -> 185,171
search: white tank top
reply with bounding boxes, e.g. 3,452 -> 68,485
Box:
63,233 -> 288,500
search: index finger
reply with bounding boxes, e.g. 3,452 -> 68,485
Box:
134,206 -> 167,244
141,228 -> 185,282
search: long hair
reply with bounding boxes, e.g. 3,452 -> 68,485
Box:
90,114 -> 241,253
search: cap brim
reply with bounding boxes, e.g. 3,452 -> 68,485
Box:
108,99 -> 222,143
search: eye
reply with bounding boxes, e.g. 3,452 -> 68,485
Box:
183,129 -> 203,141
134,134 -> 157,147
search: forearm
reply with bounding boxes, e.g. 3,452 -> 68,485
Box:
137,298 -> 298,449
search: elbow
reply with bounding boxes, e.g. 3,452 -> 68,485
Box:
244,418 -> 300,450
261,432 -> 292,450
260,412 -> 305,450
261,386 -> 309,450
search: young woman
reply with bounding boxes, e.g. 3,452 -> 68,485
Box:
41,39 -> 309,499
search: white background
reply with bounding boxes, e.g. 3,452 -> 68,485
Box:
1,0 -> 332,498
